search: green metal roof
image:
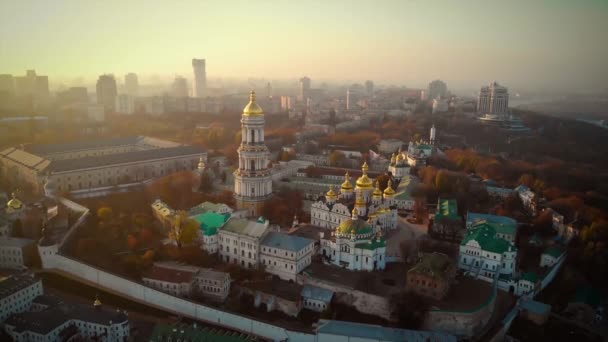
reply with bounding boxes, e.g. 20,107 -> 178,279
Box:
521,272 -> 539,283
461,224 -> 515,254
543,246 -> 563,258
191,212 -> 230,236
467,213 -> 517,237
435,198 -> 459,221
355,237 -> 386,250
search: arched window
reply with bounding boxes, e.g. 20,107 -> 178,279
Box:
251,129 -> 255,143
250,160 -> 255,171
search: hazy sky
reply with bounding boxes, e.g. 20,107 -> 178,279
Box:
1,0 -> 607,91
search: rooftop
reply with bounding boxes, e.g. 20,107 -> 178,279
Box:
221,218 -> 268,239
543,246 -> 564,259
301,285 -> 334,303
191,211 -> 230,236
0,274 -> 40,299
316,320 -> 457,342
461,224 -> 515,254
435,198 -> 459,221
26,136 -> 142,155
244,278 -> 303,302
0,237 -> 35,248
5,297 -> 128,334
0,147 -> 50,172
261,232 -> 315,253
48,145 -> 204,172
408,252 -> 454,281
142,264 -> 197,284
467,212 -> 517,237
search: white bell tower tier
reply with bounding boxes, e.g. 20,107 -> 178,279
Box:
234,90 -> 272,216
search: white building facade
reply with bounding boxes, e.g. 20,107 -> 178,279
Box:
260,232 -> 315,281
218,217 -> 269,269
0,274 -> 43,322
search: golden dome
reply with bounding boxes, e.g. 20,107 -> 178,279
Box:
337,217 -> 373,236
341,172 -> 353,191
7,193 -> 23,210
383,179 -> 396,196
396,152 -> 404,162
243,90 -> 264,116
93,296 -> 102,307
355,192 -> 366,206
326,185 -> 337,199
355,162 -> 373,189
372,181 -> 383,198
197,156 -> 206,170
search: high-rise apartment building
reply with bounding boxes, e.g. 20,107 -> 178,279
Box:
14,70 -> 49,102
96,74 -> 118,112
428,80 -> 448,100
192,58 -> 206,98
0,74 -> 15,96
172,77 -> 188,98
477,81 -> 509,115
298,76 -> 311,101
125,73 -> 139,96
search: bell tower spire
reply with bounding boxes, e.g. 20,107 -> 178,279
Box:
234,90 -> 272,216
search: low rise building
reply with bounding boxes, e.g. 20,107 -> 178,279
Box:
191,211 -> 230,254
218,217 -> 269,269
0,273 -> 43,322
515,185 -> 537,214
459,222 -> 517,284
406,252 -> 456,300
142,263 -> 197,298
0,237 -> 36,270
466,212 -> 517,243
378,139 -> 404,154
245,279 -> 303,317
4,296 -> 129,342
540,246 -> 564,268
193,268 -> 231,302
301,285 -> 333,312
430,199 -> 463,242
260,232 -> 315,281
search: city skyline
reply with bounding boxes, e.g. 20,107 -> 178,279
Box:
1,0 -> 607,92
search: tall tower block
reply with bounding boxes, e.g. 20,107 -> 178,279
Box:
192,58 -> 206,98
234,91 -> 272,216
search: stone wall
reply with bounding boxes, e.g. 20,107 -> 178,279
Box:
297,273 -> 393,321
45,254 -> 314,342
424,288 -> 496,338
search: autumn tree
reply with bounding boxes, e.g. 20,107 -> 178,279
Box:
199,172 -> 214,192
97,207 -> 113,221
329,151 -> 346,167
169,211 -> 200,249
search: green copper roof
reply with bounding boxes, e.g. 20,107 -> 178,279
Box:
435,198 -> 459,221
461,224 -> 515,254
467,212 -> 517,237
543,246 -> 563,258
191,212 -> 230,236
521,272 -> 539,283
355,237 -> 386,250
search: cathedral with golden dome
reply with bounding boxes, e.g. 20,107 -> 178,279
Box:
319,206 -> 387,271
310,162 -> 398,232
